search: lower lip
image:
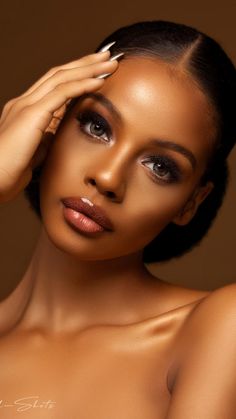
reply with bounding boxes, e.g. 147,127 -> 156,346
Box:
62,205 -> 105,234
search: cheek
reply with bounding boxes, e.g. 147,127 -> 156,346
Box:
115,187 -> 188,251
38,124 -> 192,257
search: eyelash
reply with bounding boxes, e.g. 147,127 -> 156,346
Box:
76,109 -> 182,184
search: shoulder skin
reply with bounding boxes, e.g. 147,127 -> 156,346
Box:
166,282 -> 236,419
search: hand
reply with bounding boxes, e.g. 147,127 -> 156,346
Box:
0,50 -> 119,202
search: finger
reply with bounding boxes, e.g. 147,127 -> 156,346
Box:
0,97 -> 18,122
44,112 -> 66,135
0,52 -> 112,123
44,98 -> 78,134
19,50 -> 111,98
10,59 -> 118,110
26,78 -> 105,132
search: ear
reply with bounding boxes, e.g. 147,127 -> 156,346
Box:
172,181 -> 214,226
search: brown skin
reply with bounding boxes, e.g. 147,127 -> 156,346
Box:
22,57 -> 214,330
1,56 -> 236,418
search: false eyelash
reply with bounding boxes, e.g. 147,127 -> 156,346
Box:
76,109 -> 112,140
143,154 -> 182,183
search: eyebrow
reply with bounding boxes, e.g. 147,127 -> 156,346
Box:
77,92 -> 197,170
77,92 -> 123,124
148,139 -> 197,170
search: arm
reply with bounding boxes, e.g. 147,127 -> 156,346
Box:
166,283 -> 236,419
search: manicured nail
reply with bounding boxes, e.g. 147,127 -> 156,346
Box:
98,41 -> 116,53
96,72 -> 112,79
109,52 -> 125,61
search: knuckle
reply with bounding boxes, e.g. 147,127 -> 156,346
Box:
50,65 -> 59,72
18,105 -> 34,117
3,98 -> 17,111
85,53 -> 96,60
10,99 -> 26,113
54,82 -> 65,92
55,68 -> 64,76
47,66 -> 58,76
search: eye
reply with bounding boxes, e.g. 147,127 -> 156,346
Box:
142,155 -> 182,184
76,110 -> 112,142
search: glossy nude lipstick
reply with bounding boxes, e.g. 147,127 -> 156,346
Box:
61,196 -> 114,234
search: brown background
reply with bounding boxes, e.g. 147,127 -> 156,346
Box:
0,0 -> 235,299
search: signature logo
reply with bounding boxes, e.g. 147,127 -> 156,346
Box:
0,396 -> 56,412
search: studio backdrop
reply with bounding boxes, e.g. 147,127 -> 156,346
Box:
0,0 -> 235,299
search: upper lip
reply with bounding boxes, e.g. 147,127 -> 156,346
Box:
61,196 -> 114,231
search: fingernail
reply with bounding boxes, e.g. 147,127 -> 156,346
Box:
98,41 -> 116,53
109,52 -> 125,61
96,72 -> 112,79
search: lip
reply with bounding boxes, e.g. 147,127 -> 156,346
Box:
61,196 -> 114,231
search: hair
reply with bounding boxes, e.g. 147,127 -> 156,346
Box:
24,20 -> 236,263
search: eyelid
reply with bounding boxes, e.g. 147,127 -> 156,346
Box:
79,100 -> 117,125
142,154 -> 182,184
76,109 -> 113,141
78,108 -> 111,128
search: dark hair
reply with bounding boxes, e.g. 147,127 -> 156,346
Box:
24,20 -> 236,263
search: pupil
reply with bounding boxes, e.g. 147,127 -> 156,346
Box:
155,162 -> 168,177
91,122 -> 104,135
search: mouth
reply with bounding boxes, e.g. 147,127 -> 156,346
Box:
61,196 -> 114,234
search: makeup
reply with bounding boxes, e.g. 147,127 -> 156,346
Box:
62,206 -> 105,234
61,196 -> 114,233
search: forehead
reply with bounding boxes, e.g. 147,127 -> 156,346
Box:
96,56 -> 215,161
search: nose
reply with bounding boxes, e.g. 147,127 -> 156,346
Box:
84,148 -> 129,202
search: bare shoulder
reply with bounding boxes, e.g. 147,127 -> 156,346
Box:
175,282 -> 236,350
165,284 -> 236,417
157,278 -> 211,312
181,282 -> 236,333
168,282 -> 236,394
168,283 -> 236,392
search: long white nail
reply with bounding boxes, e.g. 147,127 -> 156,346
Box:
98,41 -> 116,53
96,72 -> 112,79
110,52 -> 125,61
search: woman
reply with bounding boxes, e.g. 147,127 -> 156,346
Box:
0,20 -> 235,418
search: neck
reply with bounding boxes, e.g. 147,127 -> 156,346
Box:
18,225 -> 158,335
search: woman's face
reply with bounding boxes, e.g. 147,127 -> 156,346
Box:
39,56 -> 215,260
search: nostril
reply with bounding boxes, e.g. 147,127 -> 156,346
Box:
106,191 -> 116,199
88,179 -> 116,199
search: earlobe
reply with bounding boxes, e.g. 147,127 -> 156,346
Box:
173,181 -> 214,226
